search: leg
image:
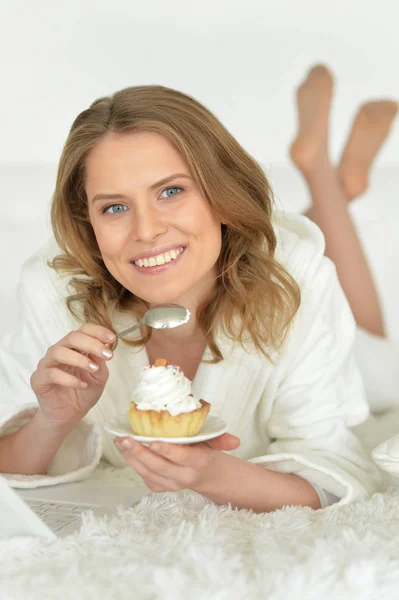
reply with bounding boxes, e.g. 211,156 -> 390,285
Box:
338,101 -> 398,201
290,65 -> 333,175
290,65 -> 386,336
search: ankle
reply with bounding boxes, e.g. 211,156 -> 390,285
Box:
338,162 -> 369,201
290,141 -> 330,178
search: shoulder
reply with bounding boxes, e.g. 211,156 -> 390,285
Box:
20,237 -> 69,296
273,209 -> 326,274
18,237 -> 79,330
272,209 -> 354,337
272,209 -> 336,294
22,236 -> 62,270
271,211 -> 358,365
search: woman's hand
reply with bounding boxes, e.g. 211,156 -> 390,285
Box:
113,433 -> 240,493
30,323 -> 115,429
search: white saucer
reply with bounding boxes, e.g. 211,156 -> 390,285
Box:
103,414 -> 227,445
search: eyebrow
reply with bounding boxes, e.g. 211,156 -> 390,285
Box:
91,173 -> 192,204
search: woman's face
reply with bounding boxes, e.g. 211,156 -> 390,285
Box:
86,130 -> 222,307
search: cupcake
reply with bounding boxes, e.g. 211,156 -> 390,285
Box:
127,358 -> 210,437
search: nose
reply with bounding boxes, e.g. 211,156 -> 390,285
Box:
132,204 -> 167,242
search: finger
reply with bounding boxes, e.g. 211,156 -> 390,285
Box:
114,439 -> 189,488
118,452 -> 169,491
85,353 -> 109,384
78,323 -> 116,343
37,345 -> 102,375
119,451 -> 180,492
31,366 -> 88,391
204,433 -> 241,451
147,439 -> 207,468
65,331 -> 114,360
114,438 -> 183,478
44,331 -> 114,365
117,446 -> 152,479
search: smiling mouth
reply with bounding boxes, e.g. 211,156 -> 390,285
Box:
132,246 -> 185,268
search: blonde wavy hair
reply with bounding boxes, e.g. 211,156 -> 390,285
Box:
50,85 -> 301,362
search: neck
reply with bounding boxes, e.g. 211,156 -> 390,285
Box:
150,318 -> 203,345
149,274 -> 215,345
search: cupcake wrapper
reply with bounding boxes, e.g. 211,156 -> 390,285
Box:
127,399 -> 210,438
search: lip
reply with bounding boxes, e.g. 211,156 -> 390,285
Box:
130,244 -> 186,262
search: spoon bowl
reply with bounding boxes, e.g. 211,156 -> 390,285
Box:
116,304 -> 191,338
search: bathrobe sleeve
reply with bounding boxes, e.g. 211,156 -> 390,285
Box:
0,240 -> 102,488
372,430 -> 399,477
250,225 -> 382,504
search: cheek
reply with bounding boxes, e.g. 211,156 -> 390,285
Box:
197,209 -> 223,252
177,200 -> 222,241
89,222 -> 132,284
90,219 -> 125,260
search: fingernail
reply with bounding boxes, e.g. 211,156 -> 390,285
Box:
151,442 -> 162,453
102,349 -> 113,359
105,332 -> 116,341
114,439 -> 133,452
89,362 -> 99,371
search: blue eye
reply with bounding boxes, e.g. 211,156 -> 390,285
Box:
160,186 -> 182,198
103,204 -> 128,214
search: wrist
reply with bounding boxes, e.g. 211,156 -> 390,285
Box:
33,408 -> 76,438
194,451 -> 235,498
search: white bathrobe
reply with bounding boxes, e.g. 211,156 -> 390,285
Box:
0,211 -> 381,504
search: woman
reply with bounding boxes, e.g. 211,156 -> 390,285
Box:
0,85 -> 380,512
288,64 -> 399,477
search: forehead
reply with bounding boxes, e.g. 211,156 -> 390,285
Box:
85,130 -> 189,190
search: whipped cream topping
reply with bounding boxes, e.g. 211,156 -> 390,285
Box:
132,364 -> 202,416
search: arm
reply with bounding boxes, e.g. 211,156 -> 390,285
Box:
0,320 -> 113,482
183,450 -> 322,511
0,400 -> 102,487
0,245 -> 104,486
113,254 -> 381,510
112,436 -> 321,512
0,409 -> 74,475
210,254 -> 381,506
248,255 -> 382,504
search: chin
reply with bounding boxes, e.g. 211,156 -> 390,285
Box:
132,286 -> 189,306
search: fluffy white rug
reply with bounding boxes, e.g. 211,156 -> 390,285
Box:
1,411 -> 399,600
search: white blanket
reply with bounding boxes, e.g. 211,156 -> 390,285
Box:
1,411 -> 399,600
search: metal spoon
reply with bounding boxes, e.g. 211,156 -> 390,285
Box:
116,304 -> 191,338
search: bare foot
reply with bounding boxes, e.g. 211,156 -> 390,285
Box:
289,64 -> 334,174
338,100 -> 398,201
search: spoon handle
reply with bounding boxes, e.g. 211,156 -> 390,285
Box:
116,322 -> 142,338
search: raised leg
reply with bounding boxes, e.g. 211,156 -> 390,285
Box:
290,65 -> 386,336
338,101 -> 398,201
290,64 -> 333,175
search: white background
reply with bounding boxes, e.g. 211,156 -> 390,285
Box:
1,0 -> 398,166
0,0 -> 399,163
0,0 -> 398,335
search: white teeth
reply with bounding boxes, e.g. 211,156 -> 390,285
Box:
134,247 -> 184,268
